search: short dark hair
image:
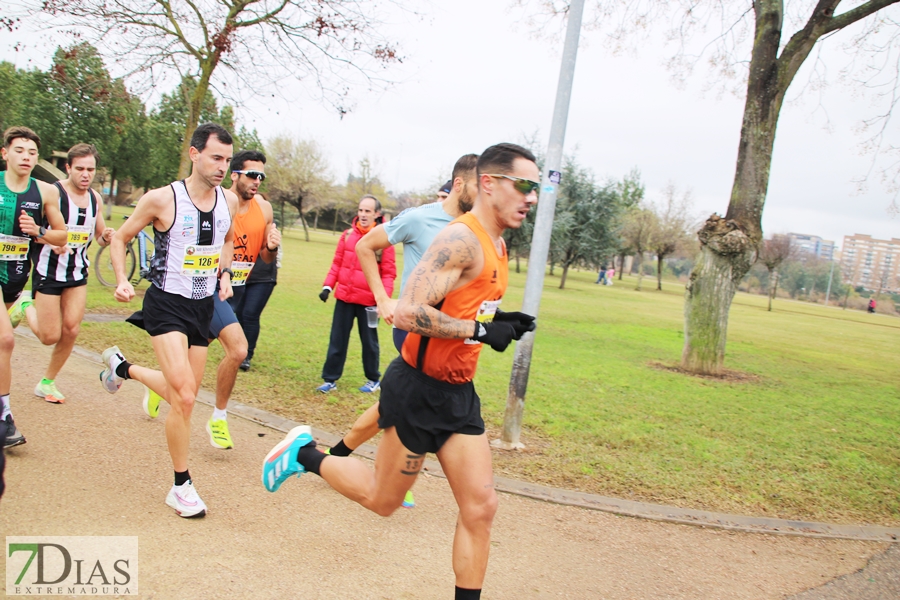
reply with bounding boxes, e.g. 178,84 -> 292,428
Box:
67,143 -> 100,166
452,153 -> 479,182
230,149 -> 266,172
190,123 -> 233,153
3,126 -> 41,151
360,194 -> 382,213
476,143 -> 536,177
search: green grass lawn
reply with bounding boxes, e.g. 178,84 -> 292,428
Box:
73,215 -> 900,525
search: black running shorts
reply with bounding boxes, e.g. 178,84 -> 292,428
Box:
32,274 -> 87,296
128,284 -> 214,347
377,356 -> 485,455
1,280 -> 27,304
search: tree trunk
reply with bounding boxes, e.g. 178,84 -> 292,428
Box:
635,253 -> 644,291
549,261 -> 555,276
682,216 -> 755,374
297,193 -> 309,242
106,167 -> 117,220
332,209 -> 340,234
313,211 -> 319,231
767,267 -> 777,311
177,55 -> 220,179
682,0 -> 799,374
515,253 -> 520,273
618,253 -> 626,280
657,254 -> 664,291
559,263 -> 570,289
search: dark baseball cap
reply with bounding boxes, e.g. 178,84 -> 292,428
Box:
439,180 -> 452,194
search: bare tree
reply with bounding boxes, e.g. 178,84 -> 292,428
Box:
19,0 -> 405,178
265,135 -> 335,242
758,234 -> 796,311
648,183 -> 694,291
521,0 -> 900,374
620,206 -> 656,291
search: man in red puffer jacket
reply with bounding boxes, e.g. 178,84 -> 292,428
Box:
317,195 -> 396,393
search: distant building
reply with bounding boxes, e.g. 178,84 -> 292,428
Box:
787,233 -> 835,261
840,234 -> 900,293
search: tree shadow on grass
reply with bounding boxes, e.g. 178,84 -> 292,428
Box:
648,361 -> 762,383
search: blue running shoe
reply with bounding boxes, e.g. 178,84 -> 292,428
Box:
359,380 -> 380,393
262,425 -> 313,492
402,490 -> 416,508
316,381 -> 337,393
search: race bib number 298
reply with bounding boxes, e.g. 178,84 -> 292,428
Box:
0,234 -> 29,261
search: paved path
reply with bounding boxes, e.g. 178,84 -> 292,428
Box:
1,334 -> 894,599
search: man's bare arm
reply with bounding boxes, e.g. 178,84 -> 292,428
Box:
356,225 -> 397,322
22,182 -> 67,247
110,187 -> 168,300
394,223 -> 481,339
256,195 -> 280,264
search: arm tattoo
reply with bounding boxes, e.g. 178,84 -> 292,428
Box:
432,247 -> 452,270
401,226 -> 482,339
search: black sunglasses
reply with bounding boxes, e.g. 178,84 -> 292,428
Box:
234,170 -> 266,181
486,174 -> 540,195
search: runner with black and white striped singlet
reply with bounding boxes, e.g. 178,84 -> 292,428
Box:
99,122 -> 239,519
22,143 -> 115,405
32,183 -> 99,284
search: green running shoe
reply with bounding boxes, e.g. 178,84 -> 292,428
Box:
207,418 -> 234,449
7,291 -> 32,328
34,379 -> 65,404
402,490 -> 416,509
142,385 -> 162,418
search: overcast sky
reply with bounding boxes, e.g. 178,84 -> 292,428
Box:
3,0 -> 898,248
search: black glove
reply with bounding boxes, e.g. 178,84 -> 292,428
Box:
471,321 -> 519,352
319,288 -> 330,302
493,310 -> 537,340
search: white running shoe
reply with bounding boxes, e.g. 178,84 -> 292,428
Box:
99,346 -> 126,394
165,481 -> 208,518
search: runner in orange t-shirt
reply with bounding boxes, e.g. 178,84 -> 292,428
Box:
263,143 -> 540,600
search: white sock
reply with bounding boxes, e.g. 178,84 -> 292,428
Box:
212,408 -> 227,421
0,394 -> 10,420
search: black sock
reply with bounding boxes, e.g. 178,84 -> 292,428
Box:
116,361 -> 133,380
174,470 -> 191,486
296,440 -> 327,476
455,586 -> 481,600
330,439 -> 353,457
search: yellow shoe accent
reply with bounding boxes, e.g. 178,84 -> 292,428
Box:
142,386 -> 162,418
207,418 -> 234,449
8,291 -> 31,328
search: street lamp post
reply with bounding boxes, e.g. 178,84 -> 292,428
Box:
494,0 -> 586,450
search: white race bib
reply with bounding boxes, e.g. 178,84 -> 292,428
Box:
66,225 -> 92,248
181,244 -> 222,277
230,260 -> 254,286
0,234 -> 30,261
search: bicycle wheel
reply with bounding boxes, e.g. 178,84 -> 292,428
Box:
137,233 -> 155,281
94,243 -> 136,287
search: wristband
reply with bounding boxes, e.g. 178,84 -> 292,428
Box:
266,244 -> 279,252
220,267 -> 234,279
